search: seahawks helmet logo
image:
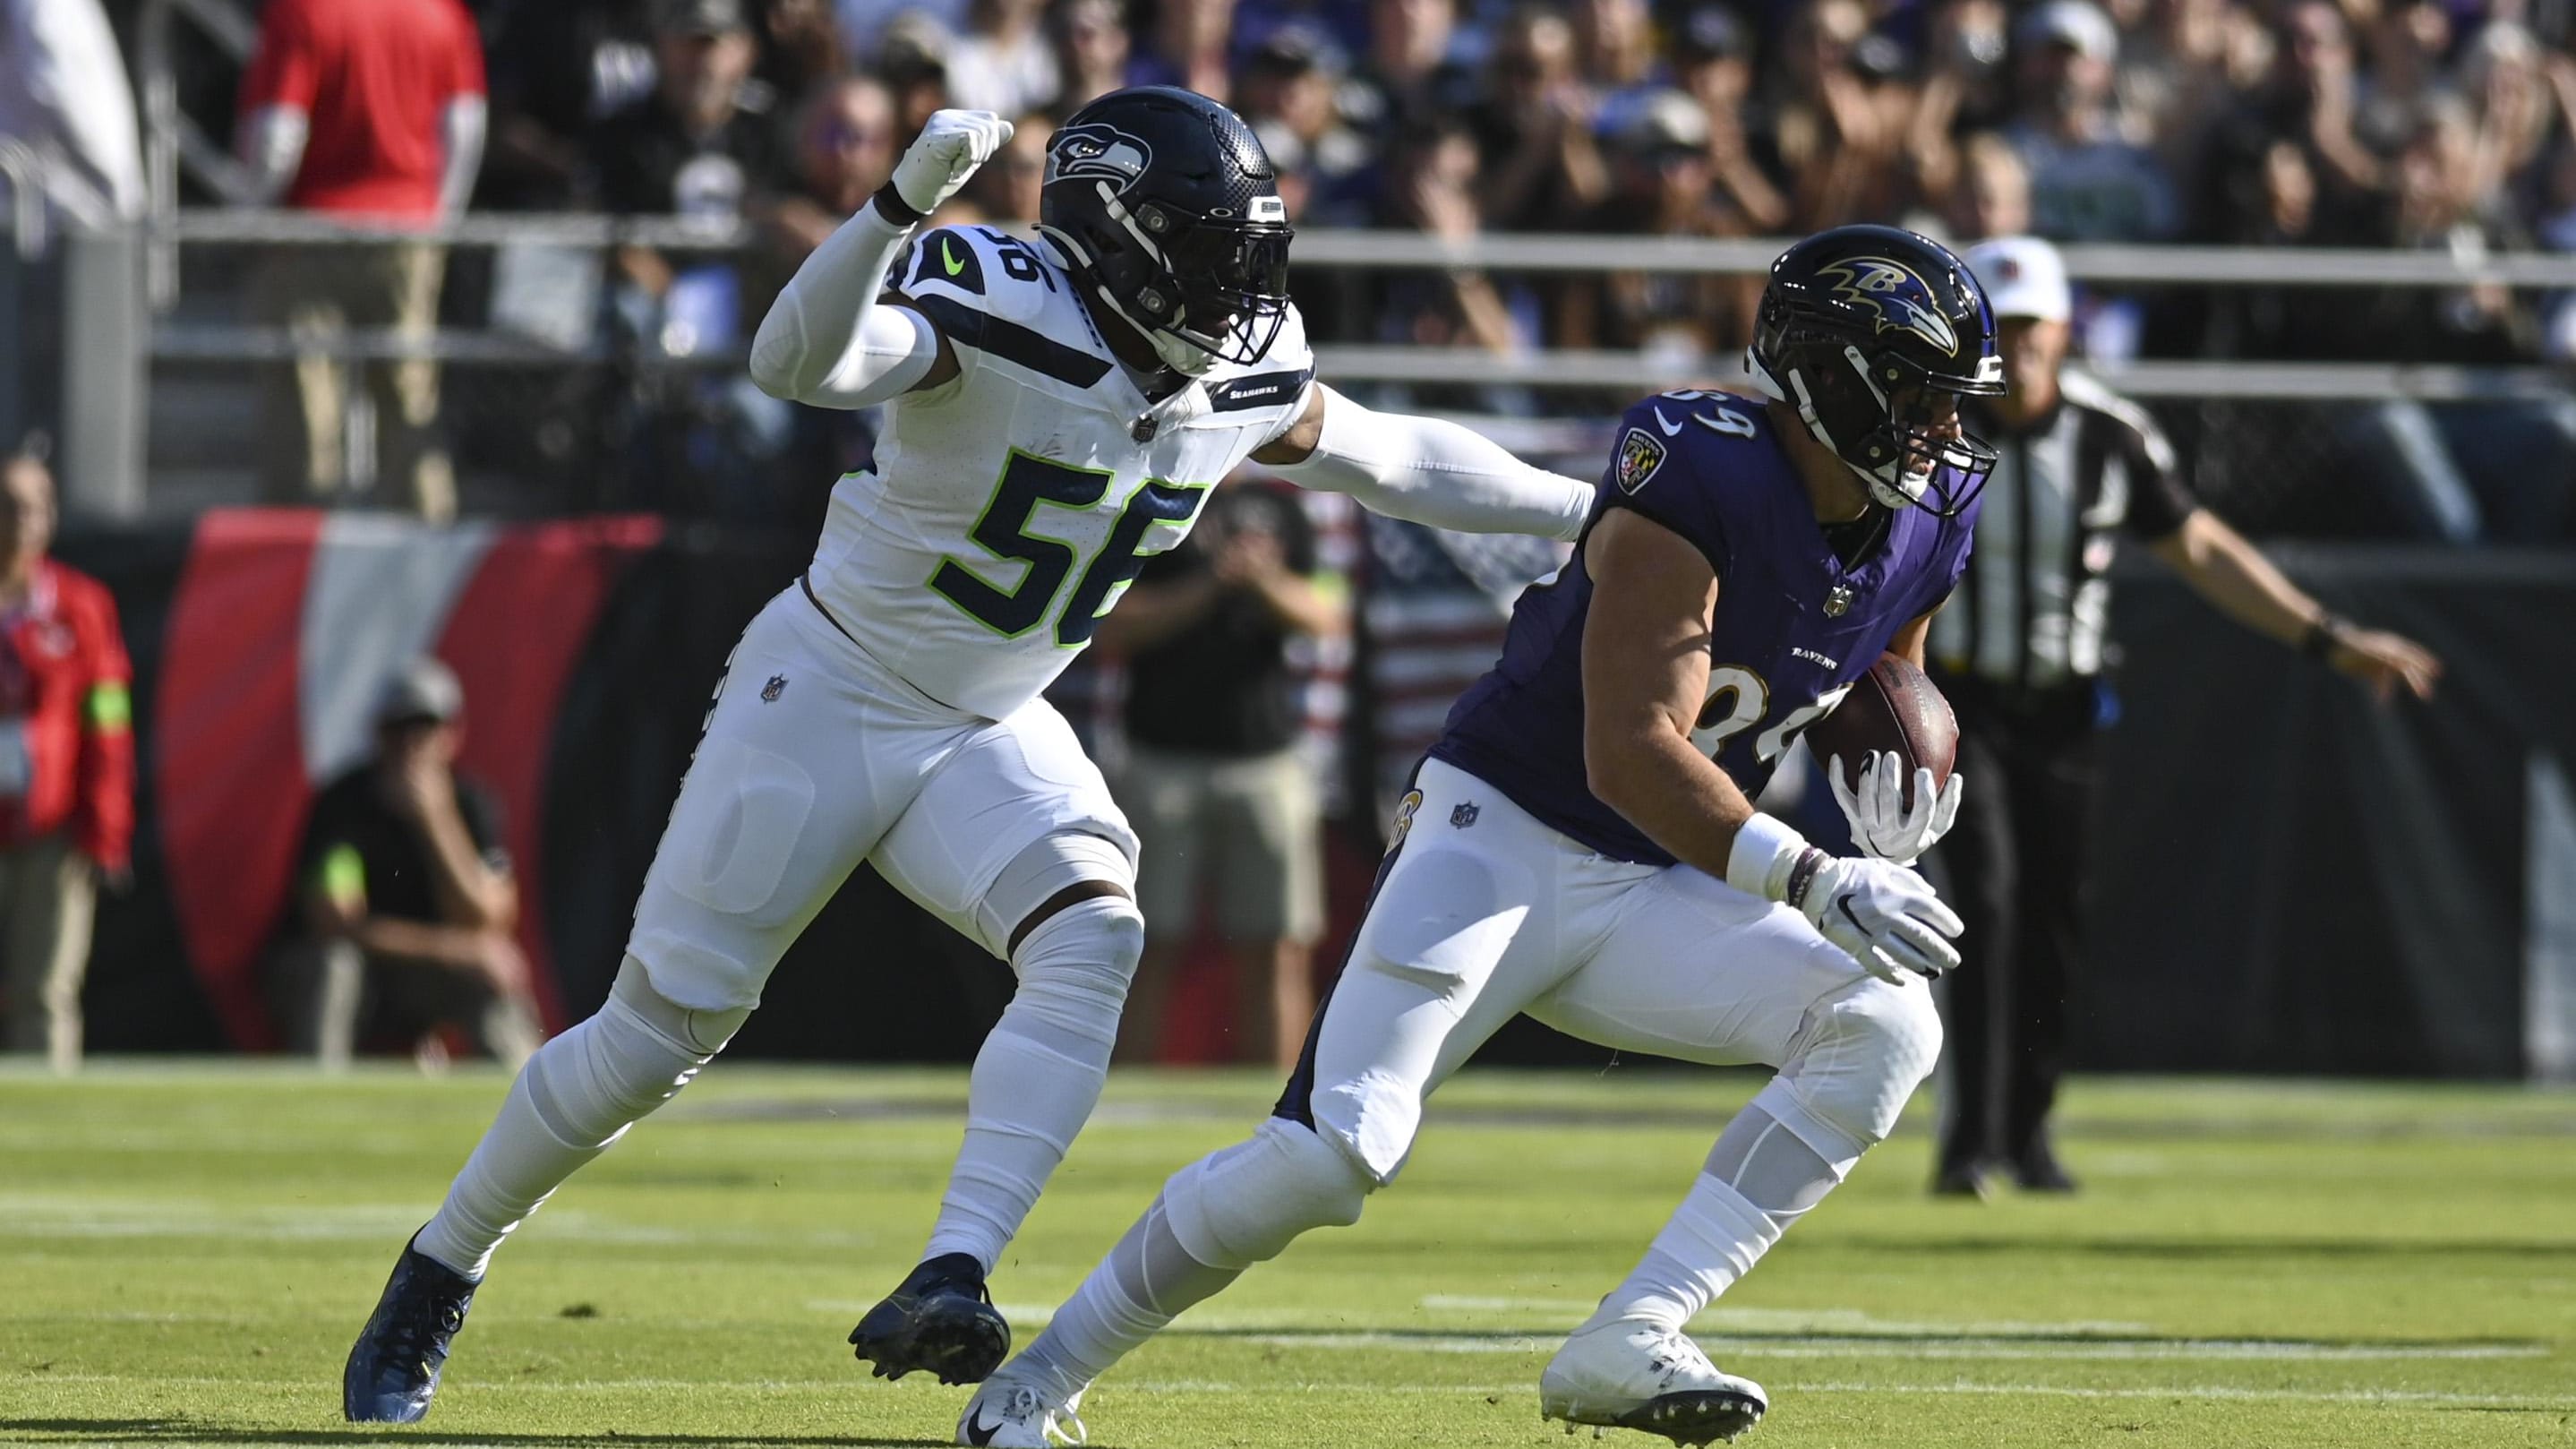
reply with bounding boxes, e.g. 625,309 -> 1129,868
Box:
1818,257 -> 1959,356
1046,124 -> 1151,193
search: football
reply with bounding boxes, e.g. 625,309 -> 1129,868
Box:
1801,652 -> 1959,799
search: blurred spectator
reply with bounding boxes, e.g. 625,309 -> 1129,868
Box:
1378,117 -> 1532,358
235,0 -> 484,521
2353,0 -> 2451,160
1561,90 -> 1763,364
0,450 -> 129,1075
2120,0 -> 2239,186
272,658 -> 538,1072
834,0 -> 966,56
947,0 -> 1062,116
476,0 -> 654,210
757,0 -> 852,124
1767,0 -> 1915,228
1923,130 -> 2033,242
959,110 -> 1053,222
1574,0 -> 1661,131
1671,5 -> 1790,234
0,0 -> 145,230
773,76 -> 900,258
1053,0 -> 1137,111
1238,26 -> 1371,224
1469,6 -> 1612,232
2336,96 -> 2576,540
1096,483 -> 1346,1071
2460,22 -> 2567,221
2231,0 -> 2382,227
591,0 -> 791,354
1132,0 -> 1237,102
880,12 -> 961,135
2005,0 -> 2178,240
1344,0 -> 1473,138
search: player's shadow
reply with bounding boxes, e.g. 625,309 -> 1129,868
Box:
0,1422 -> 949,1448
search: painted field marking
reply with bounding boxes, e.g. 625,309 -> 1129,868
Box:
1230,1330 -> 2546,1361
13,1372 -> 2575,1413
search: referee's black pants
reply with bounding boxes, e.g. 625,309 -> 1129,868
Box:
1925,673 -> 2100,1179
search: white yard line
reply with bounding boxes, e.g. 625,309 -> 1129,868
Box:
11,1372 -> 2573,1412
1228,1331 -> 2546,1361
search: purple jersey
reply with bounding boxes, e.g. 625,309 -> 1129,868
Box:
1430,390 -> 1981,867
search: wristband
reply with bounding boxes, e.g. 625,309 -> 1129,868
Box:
1725,812 -> 1814,901
870,179 -> 925,227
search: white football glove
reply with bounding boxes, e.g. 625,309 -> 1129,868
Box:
886,109 -> 1015,219
1798,854 -> 1964,982
1727,812 -> 1964,982
1828,750 -> 1964,866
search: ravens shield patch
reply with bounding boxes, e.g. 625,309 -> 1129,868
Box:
1614,427 -> 1667,494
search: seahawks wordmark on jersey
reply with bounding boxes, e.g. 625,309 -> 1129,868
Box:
1433,390 -> 1981,867
804,224 -> 1316,720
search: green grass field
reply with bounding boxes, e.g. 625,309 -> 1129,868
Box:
4,1063 -> 2573,1448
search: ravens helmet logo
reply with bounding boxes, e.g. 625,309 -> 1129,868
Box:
1817,257 -> 1961,356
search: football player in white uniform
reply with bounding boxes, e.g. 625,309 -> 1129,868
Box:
342,86 -> 1599,1424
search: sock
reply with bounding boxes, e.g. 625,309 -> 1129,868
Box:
414,963 -> 734,1280
1014,1195 -> 1237,1394
922,896 -> 1141,1272
1580,1106 -> 1841,1335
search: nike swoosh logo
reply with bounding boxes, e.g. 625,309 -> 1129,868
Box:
942,240 -> 966,277
1653,407 -> 1684,436
963,1409 -> 1004,1446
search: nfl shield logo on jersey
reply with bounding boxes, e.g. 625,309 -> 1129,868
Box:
761,675 -> 788,702
1614,428 -> 1666,494
1450,801 -> 1481,829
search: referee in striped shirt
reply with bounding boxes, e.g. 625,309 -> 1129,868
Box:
1926,237 -> 2443,1198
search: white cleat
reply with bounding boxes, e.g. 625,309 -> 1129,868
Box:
1538,1320 -> 1767,1446
956,1367 -> 1087,1448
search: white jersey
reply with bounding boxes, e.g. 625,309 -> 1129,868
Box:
805,223 -> 1317,720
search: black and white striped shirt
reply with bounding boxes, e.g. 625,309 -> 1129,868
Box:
1931,370 -> 2197,690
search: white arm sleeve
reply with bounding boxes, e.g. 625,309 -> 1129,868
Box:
749,202 -> 941,409
436,96 -> 486,218
237,104 -> 308,205
1270,386 -> 1596,542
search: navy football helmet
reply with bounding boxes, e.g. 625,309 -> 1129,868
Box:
1038,86 -> 1293,375
1749,225 -> 2004,515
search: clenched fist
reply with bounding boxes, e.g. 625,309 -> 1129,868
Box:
888,110 -> 1017,219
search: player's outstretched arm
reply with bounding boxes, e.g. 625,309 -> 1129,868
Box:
1252,385 -> 1596,540
748,109 -> 1012,409
1581,509 -> 1961,982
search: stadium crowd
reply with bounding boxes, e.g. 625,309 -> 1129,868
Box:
193,0 -> 2564,537
437,0 -> 2576,364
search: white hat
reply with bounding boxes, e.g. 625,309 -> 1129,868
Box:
1963,235 -> 2071,322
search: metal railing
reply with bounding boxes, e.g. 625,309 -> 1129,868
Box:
143,210 -> 2576,403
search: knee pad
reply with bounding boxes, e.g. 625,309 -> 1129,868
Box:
522,958 -> 749,1150
611,956 -> 752,1056
1162,1119 -> 1374,1272
982,829 -> 1139,955
1004,893 -> 1145,1057
1760,979 -> 1943,1164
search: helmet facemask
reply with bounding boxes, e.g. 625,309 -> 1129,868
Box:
1110,190 -> 1292,373
1753,328 -> 2001,517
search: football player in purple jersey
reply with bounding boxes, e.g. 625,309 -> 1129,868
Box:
956,225 -> 2000,1449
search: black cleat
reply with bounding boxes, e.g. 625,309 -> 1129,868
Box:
344,1234 -> 479,1423
1931,1160 -> 1994,1199
848,1253 -> 1010,1385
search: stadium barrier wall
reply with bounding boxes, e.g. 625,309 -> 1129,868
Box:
54,516 -> 2576,1077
